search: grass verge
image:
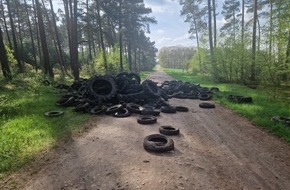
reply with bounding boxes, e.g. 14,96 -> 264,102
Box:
0,73 -> 91,178
164,68 -> 290,142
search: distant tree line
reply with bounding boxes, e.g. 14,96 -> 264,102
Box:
158,46 -> 195,69
0,0 -> 157,80
175,0 -> 290,86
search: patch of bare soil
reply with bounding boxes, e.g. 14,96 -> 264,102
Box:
1,68 -> 290,190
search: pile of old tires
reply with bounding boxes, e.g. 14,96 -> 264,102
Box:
54,72 -> 219,116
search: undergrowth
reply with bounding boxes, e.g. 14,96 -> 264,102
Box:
0,73 -> 91,177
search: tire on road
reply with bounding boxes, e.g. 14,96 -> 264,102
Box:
199,102 -> 215,109
137,115 -> 157,124
143,134 -> 174,153
159,125 -> 180,136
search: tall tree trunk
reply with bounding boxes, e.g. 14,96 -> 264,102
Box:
0,0 -> 12,48
0,26 -> 12,80
16,4 -> 24,68
71,0 -> 79,80
251,0 -> 258,81
285,30 -> 290,65
241,0 -> 245,82
6,0 -> 23,72
127,38 -> 132,71
193,17 -> 202,72
118,0 -> 123,71
32,0 -> 42,68
212,0 -> 217,48
86,0 -> 92,61
36,0 -> 54,77
96,0 -> 108,72
49,0 -> 67,75
269,0 -> 273,58
207,0 -> 214,62
24,0 -> 37,71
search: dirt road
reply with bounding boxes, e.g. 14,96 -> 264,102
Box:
4,69 -> 290,190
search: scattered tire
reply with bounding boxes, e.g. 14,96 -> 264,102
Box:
199,102 -> 215,108
227,95 -> 253,104
159,125 -> 180,136
137,115 -> 157,124
113,108 -> 132,118
199,94 -> 211,101
141,109 -> 160,116
88,76 -> 117,101
74,102 -> 90,112
175,106 -> 189,112
45,111 -> 64,117
143,134 -> 174,153
142,80 -> 160,98
126,103 -> 142,114
90,105 -> 107,115
271,116 -> 290,125
106,104 -> 123,114
56,96 -> 76,107
161,106 -> 176,113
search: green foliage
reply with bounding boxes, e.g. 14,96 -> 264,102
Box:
158,46 -> 195,69
0,73 -> 91,176
164,68 -> 290,142
93,46 -> 129,75
5,45 -> 17,72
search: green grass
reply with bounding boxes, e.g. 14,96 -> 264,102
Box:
139,71 -> 152,80
0,73 -> 91,177
164,68 -> 290,142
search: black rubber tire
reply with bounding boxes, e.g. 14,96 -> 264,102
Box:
128,72 -> 141,84
126,103 -> 142,114
56,96 -> 76,107
210,87 -> 220,93
199,94 -> 211,101
74,102 -> 90,113
90,105 -> 107,115
237,96 -> 253,103
199,102 -> 215,108
113,108 -> 132,117
175,106 -> 189,112
142,80 -> 160,98
161,106 -> 176,113
141,109 -> 160,116
271,116 -> 290,125
159,125 -> 180,136
137,115 -> 157,124
45,111 -> 64,117
143,134 -> 174,153
106,104 -> 123,114
227,95 -> 253,104
88,76 -> 117,101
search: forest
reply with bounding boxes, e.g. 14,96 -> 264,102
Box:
159,0 -> 290,87
0,0 -> 157,81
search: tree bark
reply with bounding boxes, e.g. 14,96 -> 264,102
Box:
207,0 -> 214,62
49,0 -> 66,75
0,26 -> 12,80
24,0 -> 37,71
0,0 -> 12,48
118,0 -> 123,71
251,0 -> 258,81
96,0 -> 108,72
6,0 -> 23,72
36,0 -> 54,77
71,0 -> 79,80
285,30 -> 290,65
212,0 -> 217,48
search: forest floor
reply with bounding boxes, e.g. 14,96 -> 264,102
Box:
1,67 -> 290,190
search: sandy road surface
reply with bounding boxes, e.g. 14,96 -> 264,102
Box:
2,68 -> 290,190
